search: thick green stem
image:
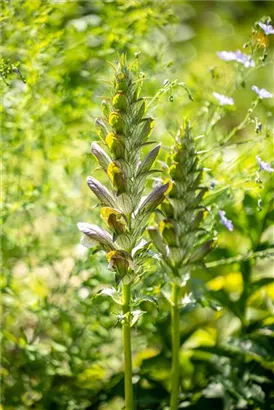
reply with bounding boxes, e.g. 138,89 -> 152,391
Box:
170,281 -> 181,410
122,283 -> 134,410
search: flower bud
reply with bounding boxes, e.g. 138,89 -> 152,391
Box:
102,100 -> 110,118
77,222 -> 114,250
86,177 -> 116,208
101,207 -> 127,235
91,142 -> 111,172
105,132 -> 125,159
95,117 -> 108,140
107,162 -> 126,194
109,111 -> 125,133
112,93 -> 127,111
115,73 -> 128,92
107,250 -> 130,282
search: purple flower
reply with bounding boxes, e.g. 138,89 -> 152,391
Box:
256,156 -> 274,173
213,92 -> 234,106
217,50 -> 255,68
218,210 -> 234,232
252,85 -> 273,99
258,22 -> 274,35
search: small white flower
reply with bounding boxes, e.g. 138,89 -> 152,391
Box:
78,287 -> 90,300
219,210 -> 234,232
217,50 -> 255,68
182,293 -> 194,306
256,156 -> 274,173
252,85 -> 273,99
213,92 -> 234,106
258,22 -> 274,35
80,235 -> 97,248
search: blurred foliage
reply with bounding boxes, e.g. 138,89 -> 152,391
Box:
1,1 -> 274,409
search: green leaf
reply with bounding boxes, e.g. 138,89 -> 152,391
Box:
130,309 -> 145,327
94,287 -> 122,305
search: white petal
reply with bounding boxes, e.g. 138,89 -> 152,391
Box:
81,235 -> 97,248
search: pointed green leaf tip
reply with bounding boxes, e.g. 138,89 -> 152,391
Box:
137,144 -> 161,175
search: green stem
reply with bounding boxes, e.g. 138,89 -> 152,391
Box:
222,99 -> 259,146
122,283 -> 134,410
170,281 -> 181,410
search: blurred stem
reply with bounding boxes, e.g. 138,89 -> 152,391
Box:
170,281 -> 181,410
222,98 -> 259,146
122,283 -> 134,410
205,248 -> 273,268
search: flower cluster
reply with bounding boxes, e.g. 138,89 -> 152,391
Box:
149,124 -> 214,277
78,57 -> 169,284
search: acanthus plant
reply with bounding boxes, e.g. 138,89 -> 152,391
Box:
77,56 -> 170,410
148,124 -> 216,410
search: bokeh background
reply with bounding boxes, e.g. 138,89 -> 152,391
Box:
1,1 -> 274,409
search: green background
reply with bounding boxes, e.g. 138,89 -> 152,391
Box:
1,1 -> 273,409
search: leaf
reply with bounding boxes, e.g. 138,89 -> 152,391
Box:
137,182 -> 170,215
137,144 -> 161,175
148,227 -> 167,255
130,310 -> 145,327
136,117 -> 155,144
188,240 -> 215,263
134,296 -> 159,309
94,287 -> 122,305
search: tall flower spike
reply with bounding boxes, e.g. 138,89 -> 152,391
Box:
78,57 -> 170,409
149,123 -> 214,276
79,56 -> 169,284
148,123 -> 215,410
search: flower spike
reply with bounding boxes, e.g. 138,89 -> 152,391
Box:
78,57 -> 169,283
